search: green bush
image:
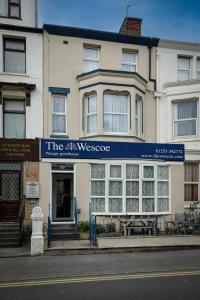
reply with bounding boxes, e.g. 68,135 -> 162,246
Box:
79,221 -> 89,232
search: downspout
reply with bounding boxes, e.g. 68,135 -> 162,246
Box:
35,0 -> 39,28
148,45 -> 157,91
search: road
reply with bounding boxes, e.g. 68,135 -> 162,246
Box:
1,249 -> 200,299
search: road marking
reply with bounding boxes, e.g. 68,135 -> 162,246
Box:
1,270 -> 200,289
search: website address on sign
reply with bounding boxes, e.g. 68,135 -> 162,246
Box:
141,154 -> 184,160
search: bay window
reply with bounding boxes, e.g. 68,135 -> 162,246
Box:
84,94 -> 97,134
135,97 -> 143,136
184,163 -> 199,202
173,100 -> 198,138
91,163 -> 170,214
3,99 -> 25,138
104,93 -> 129,133
52,95 -> 67,135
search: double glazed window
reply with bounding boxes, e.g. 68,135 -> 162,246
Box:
3,99 -> 25,138
197,59 -> 200,79
4,38 -> 26,74
184,163 -> 199,202
91,164 -> 170,214
52,95 -> 67,135
177,56 -> 191,80
104,93 -> 129,133
173,100 -> 198,138
122,51 -> 137,72
0,0 -> 20,18
84,94 -> 97,134
84,47 -> 99,73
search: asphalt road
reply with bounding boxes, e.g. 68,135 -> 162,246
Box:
1,271 -> 200,300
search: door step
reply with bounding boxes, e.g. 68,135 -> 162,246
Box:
51,224 -> 80,241
0,222 -> 20,248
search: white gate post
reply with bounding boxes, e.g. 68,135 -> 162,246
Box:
31,206 -> 44,255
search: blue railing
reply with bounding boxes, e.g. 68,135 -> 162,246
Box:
73,196 -> 79,226
48,203 -> 51,248
89,204 -> 97,246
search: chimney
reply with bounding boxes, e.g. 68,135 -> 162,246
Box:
119,17 -> 142,37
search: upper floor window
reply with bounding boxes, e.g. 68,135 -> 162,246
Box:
104,93 -> 128,134
135,97 -> 143,137
84,47 -> 99,73
177,56 -> 191,80
52,95 -> 67,135
173,100 -> 198,138
197,59 -> 200,79
84,94 -> 97,134
122,51 -> 137,72
3,99 -> 25,138
4,37 -> 25,74
0,0 -> 21,18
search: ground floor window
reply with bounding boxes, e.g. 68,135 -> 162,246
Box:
184,163 -> 199,202
90,163 -> 170,214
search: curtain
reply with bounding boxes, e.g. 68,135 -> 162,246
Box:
5,51 -> 25,74
110,165 -> 122,178
142,182 -> 154,196
109,198 -> 122,212
84,48 -> 99,72
184,184 -> 198,202
122,52 -> 136,72
87,115 -> 97,133
53,96 -> 65,113
126,182 -> 139,196
104,94 -> 128,132
0,0 -> 8,16
142,198 -> 154,212
109,181 -> 122,196
143,166 -> 154,178
126,164 -> 139,179
91,164 -> 105,179
52,115 -> 66,133
158,166 -> 169,180
157,182 -> 169,196
86,94 -> 97,134
91,181 -> 105,196
175,119 -> 196,136
184,163 -> 199,182
126,198 -> 139,212
175,101 -> 197,119
4,113 -> 25,138
91,198 -> 105,212
157,198 -> 169,212
178,57 -> 190,80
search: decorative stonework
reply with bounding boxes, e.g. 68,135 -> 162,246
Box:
31,206 -> 44,256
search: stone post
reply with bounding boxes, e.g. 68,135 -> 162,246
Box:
31,206 -> 44,256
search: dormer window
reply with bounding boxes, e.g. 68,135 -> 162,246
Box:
0,0 -> 21,19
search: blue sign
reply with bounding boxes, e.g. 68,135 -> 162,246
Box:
40,139 -> 184,161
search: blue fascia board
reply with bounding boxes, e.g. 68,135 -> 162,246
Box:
49,87 -> 70,94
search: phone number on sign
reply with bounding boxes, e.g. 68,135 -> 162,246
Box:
155,149 -> 184,154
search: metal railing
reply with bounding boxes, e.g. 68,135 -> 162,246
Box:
18,196 -> 25,245
89,204 -> 97,246
48,204 -> 51,248
73,196 -> 79,226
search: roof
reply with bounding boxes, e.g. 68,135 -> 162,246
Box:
44,24 -> 159,47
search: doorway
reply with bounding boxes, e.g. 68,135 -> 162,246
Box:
52,172 -> 74,222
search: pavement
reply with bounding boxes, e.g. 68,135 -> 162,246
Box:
1,235 -> 200,258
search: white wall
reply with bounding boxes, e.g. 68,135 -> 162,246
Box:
0,0 -> 38,28
0,28 -> 43,139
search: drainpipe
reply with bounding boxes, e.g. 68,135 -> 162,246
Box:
148,45 -> 157,91
35,0 -> 39,28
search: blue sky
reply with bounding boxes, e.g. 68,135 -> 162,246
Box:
40,0 -> 200,43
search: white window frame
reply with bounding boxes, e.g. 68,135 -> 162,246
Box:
122,50 -> 137,72
103,93 -> 129,135
172,100 -> 198,140
197,58 -> 200,79
177,56 -> 191,81
84,93 -> 97,135
83,47 -> 99,73
90,163 -> 171,216
52,94 -> 67,135
135,98 -> 143,137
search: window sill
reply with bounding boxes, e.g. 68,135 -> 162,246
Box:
0,16 -> 22,20
0,72 -> 29,77
170,137 -> 199,142
50,134 -> 69,139
79,134 -> 145,142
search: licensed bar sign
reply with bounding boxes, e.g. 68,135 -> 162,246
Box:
41,139 -> 184,161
